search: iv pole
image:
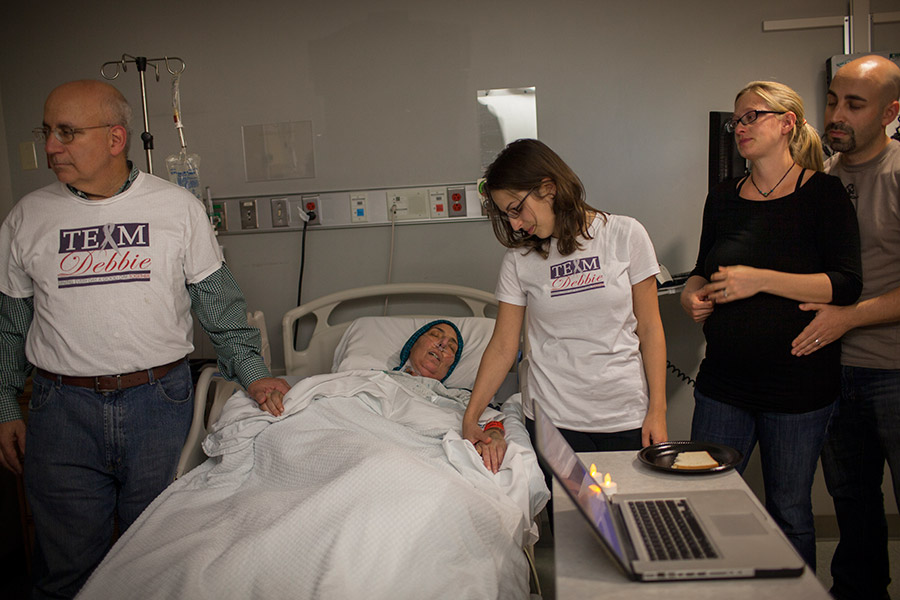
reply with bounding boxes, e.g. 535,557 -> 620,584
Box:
100,54 -> 186,174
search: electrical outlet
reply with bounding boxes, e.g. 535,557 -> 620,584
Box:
271,198 -> 289,227
212,202 -> 228,232
240,199 -> 259,229
301,195 -> 320,225
448,187 -> 467,217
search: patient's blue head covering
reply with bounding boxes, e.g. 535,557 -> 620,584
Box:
394,319 -> 464,383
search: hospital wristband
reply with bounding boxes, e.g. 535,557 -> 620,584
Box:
483,421 -> 504,433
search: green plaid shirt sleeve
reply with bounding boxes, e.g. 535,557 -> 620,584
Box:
189,264 -> 271,388
0,294 -> 34,423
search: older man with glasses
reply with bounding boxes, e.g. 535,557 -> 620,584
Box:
0,79 -> 290,599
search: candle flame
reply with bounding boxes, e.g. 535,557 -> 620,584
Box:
589,463 -> 606,486
589,484 -> 602,494
604,473 -> 612,486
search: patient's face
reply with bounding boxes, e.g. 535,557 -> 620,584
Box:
408,324 -> 459,380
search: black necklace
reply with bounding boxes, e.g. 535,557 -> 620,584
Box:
750,162 -> 795,198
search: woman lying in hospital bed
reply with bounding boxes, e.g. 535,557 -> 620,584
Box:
77,318 -> 550,600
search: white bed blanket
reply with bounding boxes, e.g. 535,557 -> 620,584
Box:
77,370 -> 549,600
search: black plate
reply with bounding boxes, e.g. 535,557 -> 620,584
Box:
638,441 -> 743,474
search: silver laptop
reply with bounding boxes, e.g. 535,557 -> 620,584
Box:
533,402 -> 805,581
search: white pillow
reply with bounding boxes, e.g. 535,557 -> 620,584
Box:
332,316 -> 496,389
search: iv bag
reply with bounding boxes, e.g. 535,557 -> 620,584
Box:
166,150 -> 203,201
167,73 -> 203,202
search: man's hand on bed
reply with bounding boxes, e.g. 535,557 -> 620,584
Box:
475,429 -> 507,474
247,377 -> 292,416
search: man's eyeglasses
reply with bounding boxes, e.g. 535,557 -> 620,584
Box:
33,124 -> 114,145
724,110 -> 786,133
491,187 -> 537,222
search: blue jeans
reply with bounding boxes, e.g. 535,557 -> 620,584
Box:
821,366 -> 900,600
24,360 -> 193,599
691,389 -> 835,570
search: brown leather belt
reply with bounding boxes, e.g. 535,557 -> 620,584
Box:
36,358 -> 185,392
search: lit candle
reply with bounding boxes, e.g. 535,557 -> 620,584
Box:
588,465 -> 604,494
601,472 -> 618,496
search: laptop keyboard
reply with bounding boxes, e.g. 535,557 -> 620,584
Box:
628,499 -> 719,561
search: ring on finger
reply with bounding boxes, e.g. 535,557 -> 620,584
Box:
814,338 -> 820,345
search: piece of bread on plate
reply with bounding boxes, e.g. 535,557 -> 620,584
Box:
672,450 -> 719,470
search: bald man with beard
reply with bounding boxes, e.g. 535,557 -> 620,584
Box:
790,55 -> 900,600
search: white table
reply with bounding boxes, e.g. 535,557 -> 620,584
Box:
553,450 -> 831,599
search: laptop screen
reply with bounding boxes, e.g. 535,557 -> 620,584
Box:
534,402 -> 628,565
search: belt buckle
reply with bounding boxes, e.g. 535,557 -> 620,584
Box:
94,375 -> 122,392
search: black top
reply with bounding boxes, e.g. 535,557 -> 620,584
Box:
690,171 -> 862,413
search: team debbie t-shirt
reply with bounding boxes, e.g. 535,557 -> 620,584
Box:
0,172 -> 223,376
495,214 -> 659,432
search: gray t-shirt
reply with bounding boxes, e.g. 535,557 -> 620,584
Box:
826,141 -> 900,369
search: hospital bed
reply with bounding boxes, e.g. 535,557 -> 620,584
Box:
77,283 -> 550,600
176,283 -> 515,478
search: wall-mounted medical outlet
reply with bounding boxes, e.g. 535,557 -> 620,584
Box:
214,183 -> 477,235
448,187 -> 467,217
429,188 -> 448,219
240,199 -> 259,229
270,198 -> 289,227
387,187 -> 430,220
212,202 -> 228,232
301,195 -> 320,225
350,194 -> 368,223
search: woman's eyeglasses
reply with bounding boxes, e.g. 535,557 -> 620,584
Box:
485,187 -> 538,222
724,110 -> 786,133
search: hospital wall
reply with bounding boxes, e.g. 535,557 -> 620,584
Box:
1,0 -> 899,523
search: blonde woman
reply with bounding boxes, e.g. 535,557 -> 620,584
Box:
680,81 -> 862,569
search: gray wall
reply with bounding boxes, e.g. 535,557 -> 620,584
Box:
2,1 -> 899,514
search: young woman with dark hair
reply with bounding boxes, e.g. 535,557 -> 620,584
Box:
463,139 -> 668,474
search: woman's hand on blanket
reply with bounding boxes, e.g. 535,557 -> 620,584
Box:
463,418 -> 492,447
475,429 -> 508,474
248,377 -> 292,416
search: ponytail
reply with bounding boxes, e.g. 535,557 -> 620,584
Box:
790,120 -> 824,172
